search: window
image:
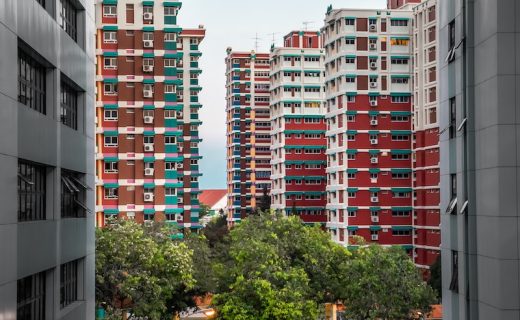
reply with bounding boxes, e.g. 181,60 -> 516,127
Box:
103,31 -> 117,43
104,57 -> 117,69
165,84 -> 176,93
392,229 -> 411,236
348,210 -> 356,217
449,97 -> 456,139
449,20 -> 456,50
104,187 -> 118,199
36,0 -> 45,7
164,58 -> 176,67
390,19 -> 408,27
164,32 -> 177,42
449,250 -> 459,292
18,49 -> 47,114
165,187 -> 176,196
17,272 -> 46,320
446,173 -> 458,214
165,136 -> 176,144
390,58 -> 408,65
60,260 -> 79,308
104,161 -> 118,173
345,38 -> 355,45
104,136 -> 118,147
59,0 -> 78,41
393,192 -> 410,198
345,18 -> 355,26
18,160 -> 46,222
104,83 -> 117,95
391,115 -> 409,122
61,171 -> 88,218
143,32 -> 154,41
60,80 -> 78,130
104,109 -> 118,121
103,5 -> 116,16
391,96 -> 410,103
390,38 -> 409,46
392,210 -> 410,217
126,4 -> 134,23
391,134 -> 409,141
164,6 -> 177,17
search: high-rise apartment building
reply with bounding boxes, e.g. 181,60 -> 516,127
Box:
269,31 -> 328,223
95,0 -> 205,228
440,0 -> 520,318
225,50 -> 271,224
410,0 -> 440,271
323,8 -> 414,251
387,0 -> 421,10
0,0 -> 95,318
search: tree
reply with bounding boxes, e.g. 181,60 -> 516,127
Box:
96,220 -> 195,320
428,255 -> 442,301
258,186 -> 271,213
212,212 -> 351,319
199,204 -> 211,220
340,245 -> 437,320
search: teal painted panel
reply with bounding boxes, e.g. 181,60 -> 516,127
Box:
165,196 -> 178,205
165,170 -> 178,179
165,93 -> 177,102
164,119 -> 178,127
164,16 -> 177,25
165,145 -> 178,153
164,67 -> 177,76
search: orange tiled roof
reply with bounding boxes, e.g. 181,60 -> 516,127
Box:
199,189 -> 226,207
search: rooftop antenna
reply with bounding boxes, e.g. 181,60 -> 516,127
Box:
302,21 -> 315,31
251,33 -> 262,52
267,32 -> 279,46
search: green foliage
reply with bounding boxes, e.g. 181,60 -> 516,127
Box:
96,220 -> 195,320
428,255 -> 442,301
199,204 -> 211,219
340,245 -> 437,320
212,212 -> 351,319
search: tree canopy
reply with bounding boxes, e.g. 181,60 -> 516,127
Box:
95,220 -> 194,320
211,212 -> 436,320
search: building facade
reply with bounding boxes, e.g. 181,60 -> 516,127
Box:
269,31 -> 328,224
0,0 -> 95,318
225,50 -> 271,223
440,0 -> 520,318
410,0 -> 440,271
95,0 -> 205,229
323,8 -> 414,251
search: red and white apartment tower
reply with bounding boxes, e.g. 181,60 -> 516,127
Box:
95,0 -> 205,229
410,0 -> 440,271
225,50 -> 271,224
269,31 -> 328,223
323,7 -> 415,252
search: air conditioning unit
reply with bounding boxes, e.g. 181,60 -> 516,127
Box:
370,178 -> 378,183
371,234 -> 378,241
369,24 -> 377,32
369,43 -> 377,50
176,214 -> 184,222
144,192 -> 154,202
370,62 -> 377,70
143,65 -> 154,72
143,12 -> 153,20
143,90 -> 153,98
144,168 -> 154,176
370,139 -> 378,145
370,119 -> 378,125
370,157 -> 378,164
371,216 -> 379,223
144,143 -> 154,152
176,162 -> 183,169
143,40 -> 154,48
414,234 -> 418,239
370,82 -> 378,88
369,100 -> 378,107
371,196 -> 379,202
144,116 -> 154,124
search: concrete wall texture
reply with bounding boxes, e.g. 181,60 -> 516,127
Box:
440,0 -> 520,319
0,0 -> 95,318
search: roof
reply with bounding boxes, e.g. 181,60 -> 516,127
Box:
427,304 -> 442,319
199,189 -> 227,208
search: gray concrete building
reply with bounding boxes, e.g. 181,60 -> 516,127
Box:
440,0 -> 520,318
0,0 -> 95,319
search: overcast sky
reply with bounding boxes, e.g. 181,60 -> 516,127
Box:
178,0 -> 387,189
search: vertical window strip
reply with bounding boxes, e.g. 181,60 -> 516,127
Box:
18,50 -> 46,114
